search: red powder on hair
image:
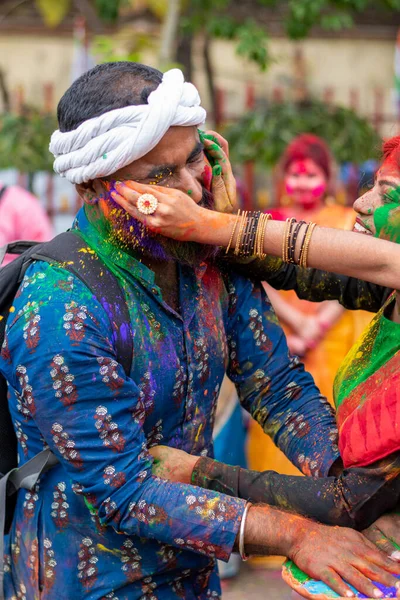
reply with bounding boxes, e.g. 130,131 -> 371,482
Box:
382,135 -> 400,171
282,134 -> 332,180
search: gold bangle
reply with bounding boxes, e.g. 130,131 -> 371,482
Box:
300,222 -> 316,268
254,213 -> 263,258
254,212 -> 271,259
234,211 -> 248,256
298,222 -> 310,266
260,213 -> 272,258
226,209 -> 241,255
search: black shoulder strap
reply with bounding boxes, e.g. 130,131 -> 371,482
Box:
32,231 -> 133,376
0,240 -> 40,266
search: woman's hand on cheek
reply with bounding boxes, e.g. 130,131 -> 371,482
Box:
202,132 -> 237,214
111,180 -> 208,242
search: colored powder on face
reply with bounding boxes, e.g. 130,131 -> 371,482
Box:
102,153 -> 107,160
374,202 -> 400,243
187,190 -> 193,196
202,164 -> 212,191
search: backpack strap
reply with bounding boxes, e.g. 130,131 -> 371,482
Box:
0,240 -> 40,267
0,448 -> 57,594
0,230 -> 134,599
32,231 -> 133,376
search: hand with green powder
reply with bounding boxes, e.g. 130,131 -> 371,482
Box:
363,512 -> 400,560
199,130 -> 237,214
150,445 -> 199,484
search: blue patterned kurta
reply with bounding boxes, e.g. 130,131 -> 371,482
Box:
0,208 -> 338,599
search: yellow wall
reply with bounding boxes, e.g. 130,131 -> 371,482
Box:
0,35 -> 75,111
194,37 -> 398,136
0,33 -> 397,136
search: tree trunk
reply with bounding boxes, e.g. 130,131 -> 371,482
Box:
159,0 -> 180,70
203,34 -> 218,127
0,69 -> 10,112
176,32 -> 193,81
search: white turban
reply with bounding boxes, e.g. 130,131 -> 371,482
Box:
49,68 -> 206,184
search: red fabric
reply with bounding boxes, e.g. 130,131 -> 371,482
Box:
337,351 -> 400,468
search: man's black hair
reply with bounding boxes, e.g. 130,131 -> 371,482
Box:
57,62 -> 163,132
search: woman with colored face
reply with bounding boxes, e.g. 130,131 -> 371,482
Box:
280,134 -> 330,215
284,156 -> 328,210
112,134 -> 400,600
257,135 -> 371,497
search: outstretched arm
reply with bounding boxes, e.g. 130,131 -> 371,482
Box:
236,256 -> 391,313
111,182 -> 400,294
151,447 -> 400,531
191,454 -> 400,531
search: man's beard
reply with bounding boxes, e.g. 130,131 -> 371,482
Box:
106,188 -> 219,266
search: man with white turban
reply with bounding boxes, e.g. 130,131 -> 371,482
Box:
1,62 -> 392,600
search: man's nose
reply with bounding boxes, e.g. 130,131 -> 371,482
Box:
176,169 -> 203,203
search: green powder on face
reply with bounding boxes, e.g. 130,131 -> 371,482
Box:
374,185 -> 400,242
187,190 -> 193,196
374,202 -> 400,243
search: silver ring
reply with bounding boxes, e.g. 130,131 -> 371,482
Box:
137,193 -> 158,215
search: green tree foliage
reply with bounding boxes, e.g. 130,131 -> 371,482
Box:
181,0 -> 400,68
225,100 -> 382,166
0,111 -> 57,173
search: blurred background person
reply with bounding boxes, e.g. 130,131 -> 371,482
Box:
247,135 -> 372,567
0,181 -> 53,264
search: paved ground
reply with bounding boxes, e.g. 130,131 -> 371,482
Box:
221,565 -> 295,600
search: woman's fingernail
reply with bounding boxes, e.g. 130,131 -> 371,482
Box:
345,591 -> 354,597
395,580 -> 400,588
212,165 -> 222,177
391,551 -> 400,561
373,589 -> 383,598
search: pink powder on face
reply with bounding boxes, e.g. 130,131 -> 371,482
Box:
311,183 -> 326,198
284,158 -> 328,208
294,160 -> 308,174
285,182 -> 326,197
202,164 -> 212,191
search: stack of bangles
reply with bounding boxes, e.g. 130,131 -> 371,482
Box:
226,211 -> 317,268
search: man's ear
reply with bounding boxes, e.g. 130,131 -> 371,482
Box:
76,181 -> 98,205
76,180 -> 108,205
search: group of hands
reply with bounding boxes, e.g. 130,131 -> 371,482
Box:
108,131 -> 400,598
150,446 -> 400,599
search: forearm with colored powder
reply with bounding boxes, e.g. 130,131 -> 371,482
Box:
192,455 -> 400,530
